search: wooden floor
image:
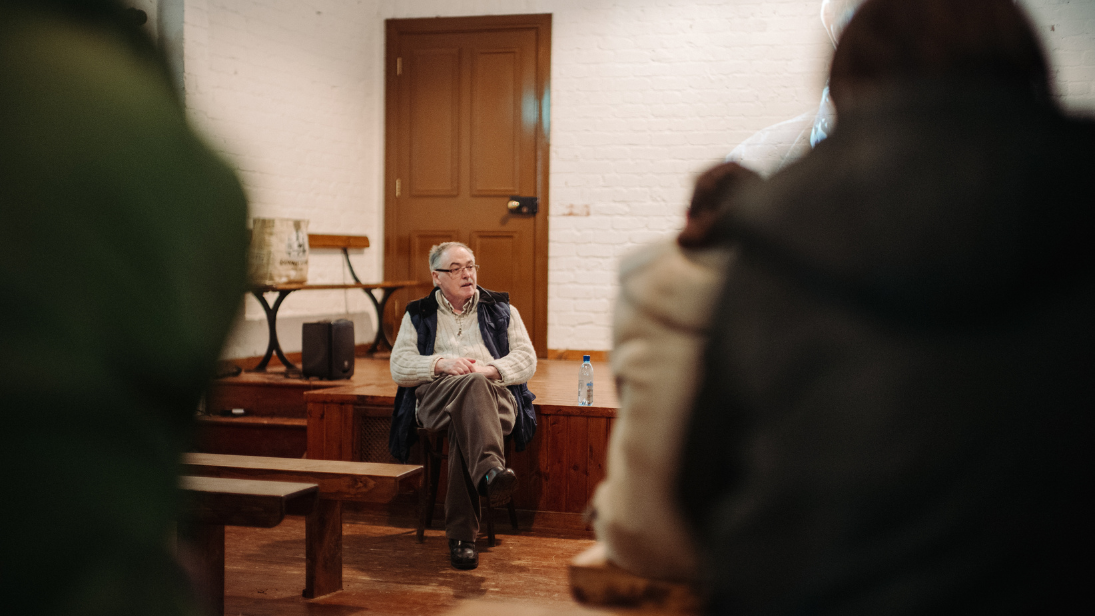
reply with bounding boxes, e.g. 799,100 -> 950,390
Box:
220,514 -> 596,615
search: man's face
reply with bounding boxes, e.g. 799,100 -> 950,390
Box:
431,246 -> 477,308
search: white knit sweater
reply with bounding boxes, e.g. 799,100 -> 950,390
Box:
389,288 -> 537,387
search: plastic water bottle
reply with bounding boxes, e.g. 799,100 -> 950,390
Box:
577,355 -> 594,406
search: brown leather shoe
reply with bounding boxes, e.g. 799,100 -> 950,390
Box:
449,539 -> 478,570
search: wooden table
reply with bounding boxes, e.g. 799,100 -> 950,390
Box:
182,453 -> 422,598
250,280 -> 419,371
180,475 -> 319,616
248,233 -> 423,370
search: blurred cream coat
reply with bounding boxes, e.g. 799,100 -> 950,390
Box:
591,238 -> 730,581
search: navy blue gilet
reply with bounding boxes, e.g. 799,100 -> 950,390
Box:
388,287 -> 537,463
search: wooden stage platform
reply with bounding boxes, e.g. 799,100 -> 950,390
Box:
200,358 -> 618,530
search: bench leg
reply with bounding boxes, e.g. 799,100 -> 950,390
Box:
416,454 -> 431,542
188,523 -> 225,616
507,499 -> 519,530
304,499 -> 342,599
417,430 -> 444,542
485,498 -> 496,547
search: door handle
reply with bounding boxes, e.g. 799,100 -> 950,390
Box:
507,196 -> 538,215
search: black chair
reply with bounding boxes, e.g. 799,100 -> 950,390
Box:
416,427 -> 519,546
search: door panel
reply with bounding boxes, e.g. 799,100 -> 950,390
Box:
470,231 -> 526,311
409,48 -> 460,197
471,49 -> 520,195
386,15 -> 551,355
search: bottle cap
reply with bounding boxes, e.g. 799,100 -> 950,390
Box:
583,355 -> 590,361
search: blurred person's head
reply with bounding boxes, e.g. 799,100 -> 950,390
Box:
828,0 -> 1051,112
2,0 -> 167,85
679,162 -> 760,249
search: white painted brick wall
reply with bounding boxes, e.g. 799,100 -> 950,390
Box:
181,0 -> 385,358
1024,0 -> 1095,107
541,0 -> 831,350
178,0 -> 1095,357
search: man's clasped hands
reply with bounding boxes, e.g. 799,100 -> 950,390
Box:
434,357 -> 501,380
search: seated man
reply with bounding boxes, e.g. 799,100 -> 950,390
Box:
388,242 -> 537,570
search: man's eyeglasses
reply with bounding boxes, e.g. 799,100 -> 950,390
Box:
433,264 -> 480,275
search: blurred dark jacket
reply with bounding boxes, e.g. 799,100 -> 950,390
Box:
0,1 -> 248,614
678,81 -> 1095,615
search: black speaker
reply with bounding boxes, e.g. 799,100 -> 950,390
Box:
302,319 -> 355,380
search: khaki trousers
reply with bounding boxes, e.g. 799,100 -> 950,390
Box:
416,373 -> 516,541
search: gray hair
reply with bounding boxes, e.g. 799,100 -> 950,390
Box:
428,242 -> 475,271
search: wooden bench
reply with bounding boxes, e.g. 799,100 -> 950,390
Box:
568,543 -> 700,613
181,452 -> 422,598
249,233 -> 422,371
180,475 -> 318,616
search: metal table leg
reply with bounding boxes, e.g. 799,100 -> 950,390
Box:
361,286 -> 400,353
341,247 -> 401,354
250,290 -> 297,371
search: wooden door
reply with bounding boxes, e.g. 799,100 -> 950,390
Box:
384,14 -> 551,356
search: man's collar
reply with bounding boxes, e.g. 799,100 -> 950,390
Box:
436,288 -> 479,315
